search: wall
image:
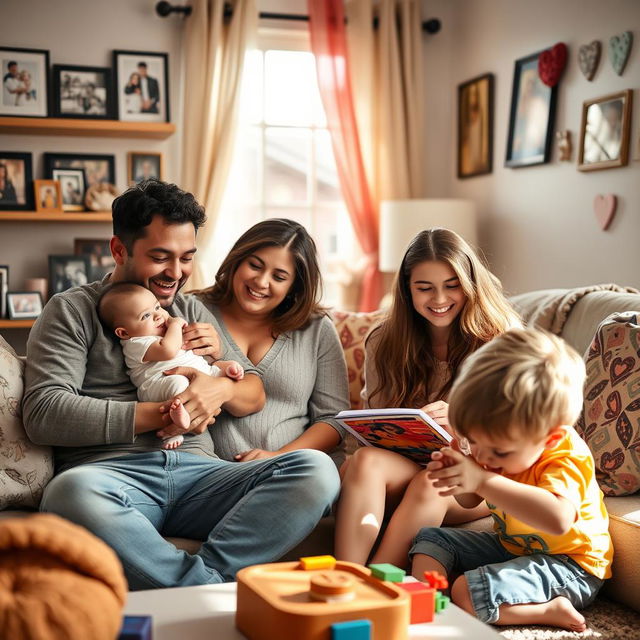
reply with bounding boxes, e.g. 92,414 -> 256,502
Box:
0,0 -> 186,352
436,0 -> 640,294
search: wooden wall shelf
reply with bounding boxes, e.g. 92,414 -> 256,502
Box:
0,116 -> 175,139
0,319 -> 36,329
0,210 -> 111,222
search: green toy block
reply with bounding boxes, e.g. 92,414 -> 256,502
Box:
435,591 -> 450,612
368,563 -> 406,583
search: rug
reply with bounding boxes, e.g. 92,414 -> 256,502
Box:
499,597 -> 640,640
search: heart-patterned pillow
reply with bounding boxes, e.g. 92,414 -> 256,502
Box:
575,312 -> 640,495
538,42 -> 568,87
578,40 -> 601,81
609,31 -> 633,75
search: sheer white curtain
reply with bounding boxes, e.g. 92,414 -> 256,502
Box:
180,0 -> 257,289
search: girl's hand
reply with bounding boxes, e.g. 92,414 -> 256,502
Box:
421,400 -> 452,435
234,449 -> 278,462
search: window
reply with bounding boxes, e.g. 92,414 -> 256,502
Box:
210,30 -> 356,306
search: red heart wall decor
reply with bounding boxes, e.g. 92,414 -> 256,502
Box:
538,42 -> 568,87
593,193 -> 617,231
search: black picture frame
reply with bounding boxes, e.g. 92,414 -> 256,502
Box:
113,50 -> 170,123
52,64 -> 114,119
6,291 -> 43,320
0,151 -> 34,210
0,46 -> 50,118
48,254 -> 92,298
505,51 -> 558,168
458,73 -> 494,179
44,152 -> 115,190
0,265 -> 8,318
74,238 -> 115,281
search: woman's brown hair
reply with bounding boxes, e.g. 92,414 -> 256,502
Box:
194,218 -> 326,335
369,228 -> 520,407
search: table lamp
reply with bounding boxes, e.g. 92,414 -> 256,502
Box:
378,199 -> 478,272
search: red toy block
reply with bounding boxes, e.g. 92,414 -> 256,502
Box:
397,582 -> 435,624
423,570 -> 448,590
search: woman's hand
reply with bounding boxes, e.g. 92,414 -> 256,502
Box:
182,322 -> 222,359
421,400 -> 452,435
234,449 -> 279,462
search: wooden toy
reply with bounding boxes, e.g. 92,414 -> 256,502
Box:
236,559 -> 410,640
367,563 -> 405,583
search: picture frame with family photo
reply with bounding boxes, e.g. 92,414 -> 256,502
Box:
74,238 -> 115,281
7,291 -> 43,320
52,64 -> 114,119
48,255 -> 91,298
51,168 -> 86,211
113,50 -> 170,123
0,151 -> 34,211
0,265 -> 9,318
0,46 -> 49,118
34,179 -> 63,213
44,152 -> 115,191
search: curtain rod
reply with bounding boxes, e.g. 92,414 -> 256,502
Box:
155,2 -> 442,33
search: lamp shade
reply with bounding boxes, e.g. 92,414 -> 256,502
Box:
379,199 -> 478,272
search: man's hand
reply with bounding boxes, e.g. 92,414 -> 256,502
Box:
421,400 -> 452,435
182,322 -> 221,359
426,447 -> 489,496
234,449 -> 279,462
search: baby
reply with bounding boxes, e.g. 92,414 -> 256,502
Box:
98,281 -> 244,449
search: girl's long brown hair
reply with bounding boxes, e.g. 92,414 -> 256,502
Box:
369,228 -> 520,407
192,218 -> 326,335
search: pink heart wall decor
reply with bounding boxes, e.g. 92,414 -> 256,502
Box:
538,43 -> 568,87
593,194 -> 617,231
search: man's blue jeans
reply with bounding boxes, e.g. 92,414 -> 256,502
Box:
40,449 -> 340,590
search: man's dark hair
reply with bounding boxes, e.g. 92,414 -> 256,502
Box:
137,62 -> 148,69
8,61 -> 17,69
111,179 -> 206,252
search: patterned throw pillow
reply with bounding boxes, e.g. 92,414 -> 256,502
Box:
576,312 -> 640,496
0,336 -> 53,509
331,310 -> 385,410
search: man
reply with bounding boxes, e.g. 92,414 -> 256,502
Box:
136,61 -> 159,113
23,180 -> 340,590
3,60 -> 26,106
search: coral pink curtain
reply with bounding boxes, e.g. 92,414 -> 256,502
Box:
308,0 -> 382,312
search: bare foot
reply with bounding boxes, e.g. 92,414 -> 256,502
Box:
169,398 -> 190,430
162,434 -> 184,450
497,596 -> 586,632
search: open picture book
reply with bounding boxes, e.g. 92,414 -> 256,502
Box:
335,408 -> 452,466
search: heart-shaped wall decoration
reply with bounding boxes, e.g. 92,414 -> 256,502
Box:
538,42 -> 568,87
593,193 -> 617,231
578,40 -> 601,80
609,31 -> 633,75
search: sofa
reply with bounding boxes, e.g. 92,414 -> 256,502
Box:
1,286 -> 639,612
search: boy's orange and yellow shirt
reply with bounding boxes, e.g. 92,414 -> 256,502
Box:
486,427 -> 613,579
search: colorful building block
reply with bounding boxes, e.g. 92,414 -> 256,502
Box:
118,616 -> 152,640
423,570 -> 448,590
435,591 -> 450,613
368,563 -> 406,583
397,582 -> 435,624
299,554 -> 337,571
330,619 -> 372,640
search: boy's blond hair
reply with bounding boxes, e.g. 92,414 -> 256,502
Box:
448,328 -> 585,440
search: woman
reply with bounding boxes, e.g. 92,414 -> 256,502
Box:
335,228 -> 521,567
195,218 -> 350,466
0,163 -> 17,204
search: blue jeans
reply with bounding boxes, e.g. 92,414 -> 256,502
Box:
410,528 -> 604,623
40,449 -> 339,590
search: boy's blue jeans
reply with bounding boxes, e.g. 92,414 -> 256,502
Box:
410,528 -> 604,623
41,449 -> 340,590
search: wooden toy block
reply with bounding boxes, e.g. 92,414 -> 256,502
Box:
368,563 -> 406,583
423,570 -> 448,590
236,560 -> 410,640
397,582 -> 435,624
331,619 -> 372,639
435,592 -> 450,613
118,615 -> 152,640
300,554 -> 337,571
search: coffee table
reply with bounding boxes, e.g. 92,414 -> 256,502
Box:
124,583 -> 502,639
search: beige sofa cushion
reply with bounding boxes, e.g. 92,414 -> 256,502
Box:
0,336 -> 53,509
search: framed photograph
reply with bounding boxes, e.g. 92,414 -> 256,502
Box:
578,90 -> 633,171
52,168 -> 86,211
505,51 -> 558,168
48,255 -> 91,297
0,151 -> 33,211
113,50 -> 169,123
128,151 -> 164,184
0,265 -> 8,318
6,291 -> 43,320
74,238 -> 115,281
52,64 -> 113,119
44,152 -> 115,190
458,73 -> 494,178
0,46 -> 49,117
34,179 -> 63,213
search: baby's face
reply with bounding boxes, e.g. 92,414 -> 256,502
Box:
116,288 -> 169,339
